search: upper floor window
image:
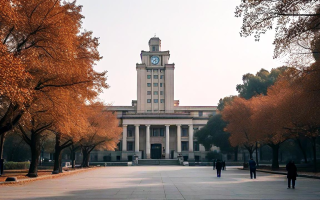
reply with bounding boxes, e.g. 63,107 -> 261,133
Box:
182,128 -> 188,137
160,69 -> 164,72
154,91 -> 158,95
147,99 -> 151,103
147,69 -> 151,72
160,83 -> 163,87
199,111 -> 203,117
152,46 -> 155,51
194,142 -> 200,151
154,99 -> 158,103
160,99 -> 165,103
154,75 -> 158,79
154,83 -> 158,87
147,83 -> 151,87
128,130 -> 134,137
160,91 -> 164,95
127,141 -> 134,151
147,91 -> 151,95
147,75 -> 151,79
154,69 -> 158,72
160,75 -> 164,79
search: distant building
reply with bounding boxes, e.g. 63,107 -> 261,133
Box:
92,37 -> 217,162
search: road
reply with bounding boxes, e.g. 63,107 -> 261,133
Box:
1,166 -> 320,199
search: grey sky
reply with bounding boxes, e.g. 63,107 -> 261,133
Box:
76,0 -> 283,106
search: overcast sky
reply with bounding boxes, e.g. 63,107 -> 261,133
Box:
75,0 -> 283,106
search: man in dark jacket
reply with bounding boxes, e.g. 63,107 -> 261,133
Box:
216,160 -> 222,177
248,158 -> 256,179
286,161 -> 297,189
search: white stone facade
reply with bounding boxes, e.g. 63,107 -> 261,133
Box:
105,37 -> 217,162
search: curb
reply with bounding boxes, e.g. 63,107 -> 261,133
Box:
239,168 -> 320,179
0,167 -> 98,186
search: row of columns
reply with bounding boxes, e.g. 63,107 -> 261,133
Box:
122,124 -> 194,159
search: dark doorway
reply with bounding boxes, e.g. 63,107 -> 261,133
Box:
151,144 -> 162,159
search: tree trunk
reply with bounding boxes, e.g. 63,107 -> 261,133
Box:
70,149 -> 76,168
255,142 -> 259,167
270,143 -> 280,170
0,133 -> 6,159
234,146 -> 238,161
296,138 -> 308,163
81,147 -> 91,168
53,134 -> 61,173
28,132 -> 41,177
312,137 -> 317,172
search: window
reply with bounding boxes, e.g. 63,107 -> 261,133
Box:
147,75 -> 151,79
160,83 -> 163,87
160,99 -> 165,103
154,75 -> 158,79
127,142 -> 134,151
182,128 -> 188,137
152,46 -> 155,51
160,75 -> 164,79
128,130 -> 134,137
154,83 -> 158,87
160,69 -> 163,72
147,110 -> 152,112
147,69 -> 151,72
160,128 -> 164,136
199,111 -> 203,117
147,83 -> 151,87
147,91 -> 151,95
182,142 -> 188,151
152,128 -> 164,137
160,91 -> 164,95
154,69 -> 158,72
147,99 -> 151,103
154,91 -> 158,95
154,99 -> 158,103
194,141 -> 199,151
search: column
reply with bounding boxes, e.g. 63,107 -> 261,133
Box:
176,124 -> 181,153
135,125 -> 140,154
146,125 -> 150,159
122,125 -> 127,151
165,125 -> 170,159
188,124 -> 193,152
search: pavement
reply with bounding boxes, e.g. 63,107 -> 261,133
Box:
1,166 -> 320,200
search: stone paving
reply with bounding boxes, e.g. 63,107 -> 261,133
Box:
1,166 -> 320,199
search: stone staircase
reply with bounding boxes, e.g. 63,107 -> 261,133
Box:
138,159 -> 180,166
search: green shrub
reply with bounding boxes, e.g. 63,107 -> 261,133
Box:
205,151 -> 222,161
4,161 -> 30,170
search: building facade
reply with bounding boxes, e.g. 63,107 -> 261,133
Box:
92,37 -> 217,162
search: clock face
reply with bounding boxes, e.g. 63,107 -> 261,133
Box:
151,56 -> 160,65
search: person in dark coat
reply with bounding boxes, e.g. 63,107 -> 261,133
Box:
248,158 -> 256,179
216,160 -> 222,177
213,159 -> 216,170
286,161 -> 297,189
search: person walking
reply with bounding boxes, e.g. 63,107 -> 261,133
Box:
216,160 -> 222,177
248,158 -> 256,179
286,160 -> 297,189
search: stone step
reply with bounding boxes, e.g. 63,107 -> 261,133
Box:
138,159 -> 180,166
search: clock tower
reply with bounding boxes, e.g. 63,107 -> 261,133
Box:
136,37 -> 175,113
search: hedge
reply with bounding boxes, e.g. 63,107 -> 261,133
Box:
4,161 -> 30,170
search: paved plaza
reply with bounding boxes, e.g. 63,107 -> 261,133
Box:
1,166 -> 320,199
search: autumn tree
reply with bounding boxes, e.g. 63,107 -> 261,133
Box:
0,0 -> 108,177
0,0 -> 107,138
235,0 -> 320,67
222,97 -> 260,159
80,104 -> 122,168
